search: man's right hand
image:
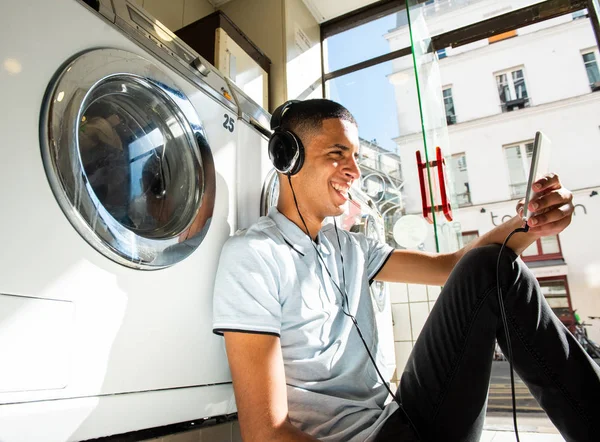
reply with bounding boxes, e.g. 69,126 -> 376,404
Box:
223,332 -> 320,441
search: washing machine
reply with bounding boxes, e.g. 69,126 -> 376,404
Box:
0,0 -> 242,440
224,79 -> 273,230
340,188 -> 397,380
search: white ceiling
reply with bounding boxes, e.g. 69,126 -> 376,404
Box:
207,0 -> 381,24
301,0 -> 382,23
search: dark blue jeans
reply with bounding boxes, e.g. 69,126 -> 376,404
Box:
375,244 -> 600,442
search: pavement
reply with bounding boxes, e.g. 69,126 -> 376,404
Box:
482,361 -> 564,441
483,412 -> 562,440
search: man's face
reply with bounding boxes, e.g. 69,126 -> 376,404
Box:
292,118 -> 361,220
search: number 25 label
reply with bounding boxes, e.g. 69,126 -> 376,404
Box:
223,114 -> 235,133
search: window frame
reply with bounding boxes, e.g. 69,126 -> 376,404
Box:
442,86 -> 456,125
537,275 -> 575,329
521,234 -> 563,262
450,152 -> 471,206
503,140 -> 534,199
319,0 -> 595,91
461,230 -> 479,246
494,66 -> 530,112
581,47 -> 600,91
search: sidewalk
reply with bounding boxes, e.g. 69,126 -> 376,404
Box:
482,412 -> 563,441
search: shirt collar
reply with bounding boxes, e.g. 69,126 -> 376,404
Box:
267,207 -> 332,257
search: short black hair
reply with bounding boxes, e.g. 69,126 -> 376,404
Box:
279,99 -> 357,145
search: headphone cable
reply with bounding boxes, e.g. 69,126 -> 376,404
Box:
287,175 -> 424,438
497,223 -> 529,442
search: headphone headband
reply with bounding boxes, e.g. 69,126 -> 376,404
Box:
270,100 -> 301,130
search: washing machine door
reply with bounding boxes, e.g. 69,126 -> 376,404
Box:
260,168 -> 279,216
41,49 -> 216,269
362,213 -> 387,312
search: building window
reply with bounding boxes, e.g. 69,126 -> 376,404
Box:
496,68 -> 530,112
504,141 -> 534,198
450,153 -> 471,206
461,231 -> 479,246
582,50 -> 600,91
437,48 -> 447,59
443,87 -> 456,125
572,9 -> 588,20
538,277 -> 574,327
521,234 -> 563,261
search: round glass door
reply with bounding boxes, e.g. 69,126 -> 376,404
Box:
260,168 -> 279,216
41,49 -> 216,269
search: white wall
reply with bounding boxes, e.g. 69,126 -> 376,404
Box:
220,0 -> 322,111
285,0 -> 323,101
391,18 -> 599,135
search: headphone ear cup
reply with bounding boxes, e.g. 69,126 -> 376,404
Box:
268,131 -> 304,175
289,136 -> 304,175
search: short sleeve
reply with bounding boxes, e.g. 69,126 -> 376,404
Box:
212,235 -> 282,337
365,236 -> 394,284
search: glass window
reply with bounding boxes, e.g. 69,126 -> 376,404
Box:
512,69 -> 529,99
324,10 -> 406,73
443,88 -> 456,125
496,73 -> 511,103
461,231 -> 479,246
450,153 -> 470,206
326,58 -> 406,246
541,235 -> 561,255
327,60 -> 402,154
572,9 -> 588,20
582,51 -> 600,87
503,141 -> 534,198
521,235 -> 562,259
79,78 -> 200,239
504,144 -> 527,198
522,241 -> 539,256
539,279 -> 571,319
496,68 -> 530,111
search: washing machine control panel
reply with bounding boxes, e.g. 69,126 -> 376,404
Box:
109,0 -> 237,113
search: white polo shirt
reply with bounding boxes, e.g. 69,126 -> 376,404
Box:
213,207 -> 398,441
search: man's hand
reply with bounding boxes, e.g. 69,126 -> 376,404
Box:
516,173 -> 574,236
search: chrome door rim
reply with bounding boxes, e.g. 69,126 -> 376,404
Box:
40,48 -> 216,269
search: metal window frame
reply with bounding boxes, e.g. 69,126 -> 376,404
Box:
320,0 -> 598,93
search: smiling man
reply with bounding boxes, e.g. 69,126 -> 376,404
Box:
212,99 -> 600,442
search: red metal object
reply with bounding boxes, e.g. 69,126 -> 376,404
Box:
415,147 -> 453,224
416,150 -> 434,223
436,146 -> 453,222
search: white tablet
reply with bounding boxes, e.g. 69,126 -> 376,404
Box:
522,131 -> 552,222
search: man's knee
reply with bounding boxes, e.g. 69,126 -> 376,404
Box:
455,244 -> 522,287
460,243 -> 515,267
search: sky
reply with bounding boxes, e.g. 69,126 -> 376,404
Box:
325,13 -> 402,153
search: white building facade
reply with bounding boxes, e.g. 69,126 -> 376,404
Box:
387,1 -> 600,343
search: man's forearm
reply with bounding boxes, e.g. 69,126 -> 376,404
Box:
453,215 -> 538,264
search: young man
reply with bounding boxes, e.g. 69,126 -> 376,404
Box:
213,99 -> 600,441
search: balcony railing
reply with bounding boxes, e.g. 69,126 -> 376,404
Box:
501,97 -> 530,112
456,191 -> 471,206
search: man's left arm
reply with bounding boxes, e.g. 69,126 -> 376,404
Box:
375,173 -> 574,286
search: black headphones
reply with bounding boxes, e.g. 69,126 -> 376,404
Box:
268,100 -> 305,176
